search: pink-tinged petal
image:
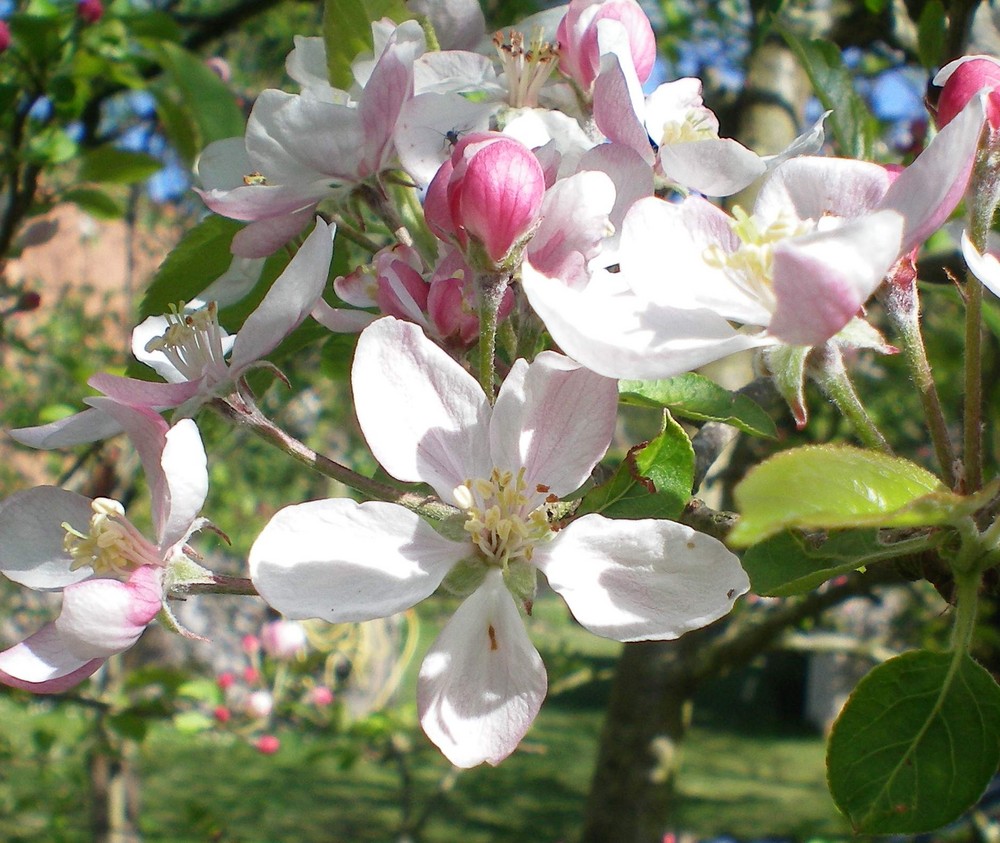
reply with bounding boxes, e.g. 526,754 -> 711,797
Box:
592,48 -> 654,164
770,210 -> 903,346
643,77 -> 718,139
249,499 -> 467,622
229,218 -> 335,371
195,182 -> 333,224
754,157 -> 890,224
526,171 -> 615,288
9,408 -> 124,449
491,353 -> 617,496
577,143 -> 654,257
534,514 -> 749,641
934,56 -> 1000,128
880,92 -> 986,255
196,137 -> 252,191
311,299 -> 377,333
157,419 -> 208,551
358,30 -> 417,176
54,566 -> 161,660
395,93 -> 494,186
521,262 -> 770,379
0,487 -> 95,590
418,570 -> 546,767
962,230 -> 1000,298
89,372 -> 203,409
230,210 -> 319,258
0,623 -> 104,693
353,317 -> 491,502
658,138 -> 766,197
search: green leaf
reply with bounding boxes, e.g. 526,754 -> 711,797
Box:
778,23 -> 879,159
25,126 -> 78,166
153,41 -> 245,154
177,678 -> 223,706
62,188 -> 125,219
916,1 -> 947,69
172,711 -> 216,734
576,414 -> 694,520
729,445 -> 968,547
117,10 -> 183,41
742,528 -> 930,597
827,650 -> 1000,833
138,216 -> 245,321
106,711 -> 150,742
618,374 -> 777,438
322,0 -> 412,90
79,146 -> 162,184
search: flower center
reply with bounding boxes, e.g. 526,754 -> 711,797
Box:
454,467 -> 553,568
63,498 -> 162,576
658,107 -> 718,146
494,29 -> 558,109
144,301 -> 228,381
703,206 -> 813,309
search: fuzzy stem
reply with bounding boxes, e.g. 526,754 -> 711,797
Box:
476,271 -> 510,400
879,275 -> 957,487
813,345 -> 892,453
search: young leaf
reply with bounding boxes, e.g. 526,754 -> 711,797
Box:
728,445 -> 978,547
828,650 -> 1000,833
576,413 -> 694,520
916,1 -> 947,69
618,374 -> 777,438
323,0 -> 412,91
79,146 -> 163,185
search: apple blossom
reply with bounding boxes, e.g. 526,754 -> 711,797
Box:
0,402 -> 210,692
9,218 -> 334,449
261,619 -> 308,660
249,317 -> 749,767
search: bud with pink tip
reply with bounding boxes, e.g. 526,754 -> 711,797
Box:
217,671 -> 236,690
77,0 -> 103,24
0,21 -> 10,53
556,0 -> 656,92
934,56 -> 1000,130
241,634 -> 260,655
308,686 -> 335,707
213,705 -> 232,724
261,619 -> 308,661
425,132 -> 545,270
255,734 -> 281,755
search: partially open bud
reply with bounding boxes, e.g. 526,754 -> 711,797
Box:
556,0 -> 656,92
934,56 -> 1000,130
425,132 -> 545,270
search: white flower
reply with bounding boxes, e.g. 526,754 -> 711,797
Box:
249,317 -> 748,767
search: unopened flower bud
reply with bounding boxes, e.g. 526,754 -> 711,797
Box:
934,56 -> 1000,130
254,734 -> 280,755
213,705 -> 231,724
245,689 -> 273,718
77,0 -> 104,24
260,619 -> 307,661
556,0 -> 656,91
308,686 -> 335,707
241,634 -> 260,655
217,671 -> 236,690
0,21 -> 10,53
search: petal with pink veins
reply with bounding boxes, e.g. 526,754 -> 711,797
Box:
418,570 -> 546,767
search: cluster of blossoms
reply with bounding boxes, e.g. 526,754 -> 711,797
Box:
3,0 -> 999,770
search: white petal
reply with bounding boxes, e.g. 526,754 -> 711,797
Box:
658,138 -> 766,197
229,218 -> 335,371
249,499 -> 467,622
0,623 -> 104,692
534,514 -> 749,641
418,570 -> 546,767
962,230 -> 1000,298
0,487 -> 95,590
311,299 -> 378,333
8,408 -> 124,449
157,419 -> 209,551
491,353 -> 617,496
353,317 -> 491,503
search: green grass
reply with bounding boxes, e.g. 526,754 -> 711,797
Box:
0,595 -> 852,842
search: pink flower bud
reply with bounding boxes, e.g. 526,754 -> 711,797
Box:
556,0 -> 656,91
242,666 -> 260,684
260,619 -> 307,661
241,634 -> 260,655
244,689 -> 274,718
77,0 -> 104,24
426,133 -> 545,268
213,705 -> 231,724
0,22 -> 10,53
217,671 -> 236,690
254,734 -> 281,755
427,248 -> 514,347
934,56 -> 1000,130
308,686 -> 335,707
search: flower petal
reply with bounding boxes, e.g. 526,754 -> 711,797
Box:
249,499 -> 467,622
534,514 -> 749,641
0,487 -> 95,590
8,407 -> 125,450
157,419 -> 209,551
0,623 -> 104,693
962,230 -> 1000,298
229,217 -> 335,371
353,317 -> 491,502
418,570 -> 546,767
491,353 -> 617,496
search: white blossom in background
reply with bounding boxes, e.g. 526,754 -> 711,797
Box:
249,317 -> 749,767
